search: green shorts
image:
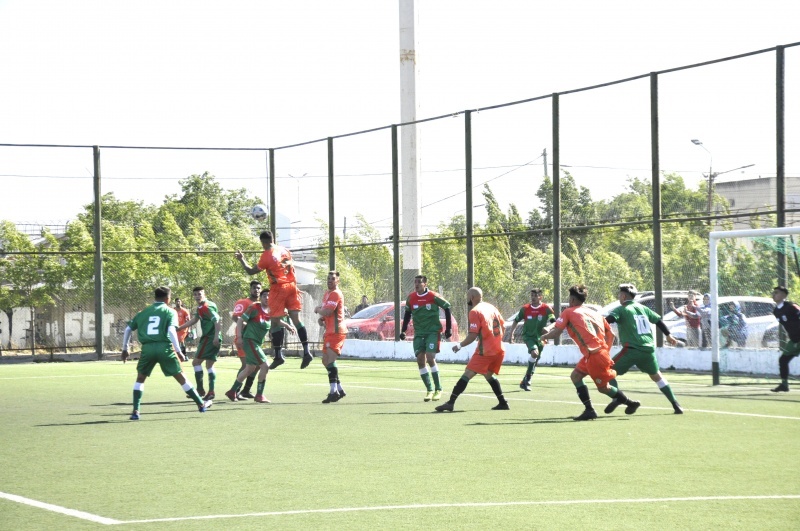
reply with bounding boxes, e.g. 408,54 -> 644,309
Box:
413,331 -> 441,355
780,339 -> 800,357
611,345 -> 660,376
242,338 -> 268,366
522,337 -> 543,356
195,335 -> 221,361
136,342 -> 182,377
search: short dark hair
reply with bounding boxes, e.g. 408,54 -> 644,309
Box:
568,284 -> 588,303
415,275 -> 428,283
530,288 -> 543,296
259,288 -> 270,296
192,286 -> 204,293
249,280 -> 262,287
154,286 -> 171,300
774,285 -> 789,295
259,230 -> 273,242
619,283 -> 637,298
328,270 -> 340,278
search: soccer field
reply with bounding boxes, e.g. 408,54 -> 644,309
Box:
0,357 -> 798,530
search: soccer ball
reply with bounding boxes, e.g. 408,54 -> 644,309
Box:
250,204 -> 268,221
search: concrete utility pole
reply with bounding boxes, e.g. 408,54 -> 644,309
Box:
399,0 -> 421,287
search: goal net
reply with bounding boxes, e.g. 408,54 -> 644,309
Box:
708,226 -> 800,384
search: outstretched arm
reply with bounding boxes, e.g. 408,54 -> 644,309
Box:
235,250 -> 262,276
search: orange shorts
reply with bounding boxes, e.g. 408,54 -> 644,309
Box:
267,282 -> 302,318
575,350 -> 617,389
466,351 -> 504,375
323,333 -> 347,355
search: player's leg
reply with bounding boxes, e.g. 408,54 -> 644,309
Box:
130,372 -> 148,420
268,319 -> 286,369
321,345 -> 342,403
425,334 -> 443,399
571,360 -> 597,421
254,361 -> 271,403
482,354 -> 508,409
414,336 -> 433,399
519,338 -> 540,391
286,284 -> 313,368
204,359 -> 217,400
591,355 -> 638,415
237,354 -> 255,399
435,363 -> 478,412
604,347 -> 632,414
192,341 -> 206,395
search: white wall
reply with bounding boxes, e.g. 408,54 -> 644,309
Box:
341,340 -> 795,377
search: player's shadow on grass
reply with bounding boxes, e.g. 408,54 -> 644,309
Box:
468,416 -> 639,426
98,401 -> 189,407
371,410 -> 468,415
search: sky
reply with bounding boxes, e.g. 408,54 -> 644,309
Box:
1,0 -> 798,246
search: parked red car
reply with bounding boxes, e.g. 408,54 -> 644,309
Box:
345,302 -> 459,341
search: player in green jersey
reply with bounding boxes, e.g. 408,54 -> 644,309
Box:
122,286 -> 212,420
507,289 -> 555,391
400,275 -> 453,401
604,283 -> 683,414
225,289 -> 296,403
176,287 -> 222,401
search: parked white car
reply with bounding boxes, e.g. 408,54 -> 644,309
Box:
664,296 -> 775,349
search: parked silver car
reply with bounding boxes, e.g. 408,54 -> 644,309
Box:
664,296 -> 775,349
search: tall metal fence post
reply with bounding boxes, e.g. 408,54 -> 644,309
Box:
464,110 -> 474,288
776,45 -> 787,287
552,94 -> 562,335
651,73 -> 665,347
327,137 -> 336,272
268,149 -> 276,238
93,146 -> 105,359
392,125 -> 402,338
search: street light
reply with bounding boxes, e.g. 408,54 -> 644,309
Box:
691,139 -> 714,214
287,173 -> 307,219
691,139 -> 754,217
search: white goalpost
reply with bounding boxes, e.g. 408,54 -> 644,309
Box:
709,226 -> 800,384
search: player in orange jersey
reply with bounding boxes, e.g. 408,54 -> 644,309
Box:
540,284 -> 641,421
174,297 -> 191,360
314,270 -> 348,403
235,230 -> 313,370
435,287 -> 509,412
231,280 -> 262,399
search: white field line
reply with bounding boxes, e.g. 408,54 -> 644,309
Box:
0,491 -> 121,525
5,490 -> 798,526
306,383 -> 800,421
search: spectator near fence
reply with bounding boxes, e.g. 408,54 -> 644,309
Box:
670,290 -> 702,348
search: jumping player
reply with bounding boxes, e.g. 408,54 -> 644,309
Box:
235,230 -> 313,370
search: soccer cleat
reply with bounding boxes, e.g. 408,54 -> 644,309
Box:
224,389 -> 238,402
604,398 -> 622,415
573,409 -> 598,421
771,384 -> 790,393
203,391 -> 215,401
129,411 -> 140,421
492,401 -> 510,410
337,389 -> 347,400
519,380 -> 531,392
300,353 -> 314,369
322,392 -> 341,403
424,391 -> 434,402
239,390 -> 255,399
432,390 -> 442,401
236,393 -> 249,401
254,394 -> 270,403
624,400 -> 641,415
268,355 -> 285,370
434,401 -> 454,412
198,399 -> 213,413
672,402 -> 684,414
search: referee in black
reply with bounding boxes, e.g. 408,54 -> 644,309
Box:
770,286 -> 800,392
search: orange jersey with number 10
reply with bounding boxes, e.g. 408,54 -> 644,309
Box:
469,302 -> 505,356
257,245 -> 296,285
554,305 -> 613,357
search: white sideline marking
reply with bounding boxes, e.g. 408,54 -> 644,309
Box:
118,495 -> 800,524
0,491 -> 121,525
307,384 -> 800,420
